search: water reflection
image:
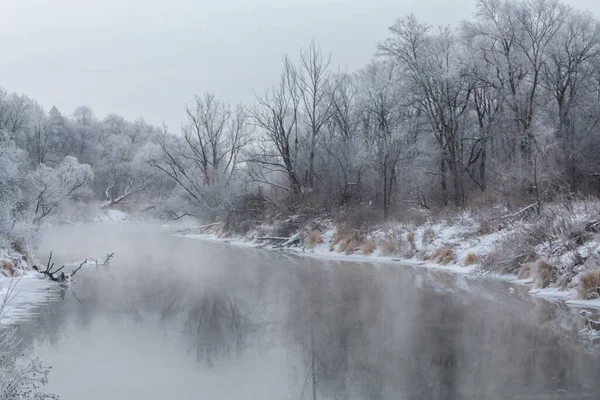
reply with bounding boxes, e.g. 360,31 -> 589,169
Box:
182,292 -> 253,365
13,224 -> 600,399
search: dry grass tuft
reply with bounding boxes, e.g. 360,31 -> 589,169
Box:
1,260 -> 16,277
432,246 -> 455,265
464,252 -> 478,266
331,226 -> 347,246
517,263 -> 533,279
533,260 -> 555,288
305,231 -> 324,249
578,269 -> 600,299
336,229 -> 365,255
380,234 -> 398,256
361,240 -> 377,255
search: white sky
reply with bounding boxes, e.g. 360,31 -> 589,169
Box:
1,0 -> 599,129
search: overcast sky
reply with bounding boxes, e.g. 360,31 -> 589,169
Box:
1,0 -> 599,130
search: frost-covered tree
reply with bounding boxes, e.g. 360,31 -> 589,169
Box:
31,156 -> 93,223
148,97 -> 251,216
0,131 -> 39,255
380,16 -> 473,206
248,57 -> 304,194
95,116 -> 159,207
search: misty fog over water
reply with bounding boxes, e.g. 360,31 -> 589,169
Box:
10,223 -> 599,399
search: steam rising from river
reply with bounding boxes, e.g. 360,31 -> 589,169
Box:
11,223 -> 600,399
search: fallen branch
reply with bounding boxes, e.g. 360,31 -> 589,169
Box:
587,220 -> 600,233
495,203 -> 538,221
282,233 -> 302,248
176,223 -> 222,235
496,253 -> 527,266
42,251 -> 115,284
549,219 -> 600,256
255,236 -> 290,242
580,310 -> 600,334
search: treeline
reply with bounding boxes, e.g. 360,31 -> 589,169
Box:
2,0 -> 600,252
151,0 -> 600,220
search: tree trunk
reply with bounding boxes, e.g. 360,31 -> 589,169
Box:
383,158 -> 389,219
479,139 -> 487,191
440,156 -> 448,206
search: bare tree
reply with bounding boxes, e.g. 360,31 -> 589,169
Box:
297,40 -> 334,189
181,93 -> 249,185
149,95 -> 250,215
248,57 -> 303,194
380,16 -> 473,207
542,10 -> 600,190
320,72 -> 365,204
358,61 -> 408,218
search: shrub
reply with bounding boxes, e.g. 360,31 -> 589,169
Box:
533,260 -> 555,288
407,232 -> 415,249
273,215 -> 306,237
305,231 -> 324,249
421,228 -> 435,248
337,229 -> 365,254
256,227 -> 266,238
11,240 -> 26,258
480,231 -> 536,274
432,246 -> 455,265
222,193 -> 270,236
380,234 -> 398,256
464,252 -> 478,266
0,260 -> 16,277
331,226 -> 348,251
517,263 -> 533,279
340,205 -> 383,231
361,240 -> 377,255
577,269 -> 600,299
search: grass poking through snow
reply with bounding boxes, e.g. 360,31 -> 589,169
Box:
361,240 -> 377,255
305,231 -> 324,249
578,269 -> 600,299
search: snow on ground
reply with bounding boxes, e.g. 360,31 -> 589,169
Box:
0,256 -> 112,327
0,273 -> 57,325
174,211 -> 600,311
94,208 -> 128,223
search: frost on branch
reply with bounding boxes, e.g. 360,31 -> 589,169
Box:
31,156 -> 93,223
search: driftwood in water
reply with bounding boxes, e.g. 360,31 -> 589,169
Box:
277,233 -> 302,248
580,310 -> 600,334
42,251 -> 115,284
255,234 -> 302,249
586,318 -> 600,331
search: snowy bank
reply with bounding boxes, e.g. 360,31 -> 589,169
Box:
0,273 -> 57,325
176,200 -> 600,311
0,256 -> 114,326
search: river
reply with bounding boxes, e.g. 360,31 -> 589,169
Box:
12,222 -> 600,399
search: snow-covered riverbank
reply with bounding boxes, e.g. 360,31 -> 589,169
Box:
0,273 -> 57,325
178,230 -> 600,311
176,200 -> 600,311
0,255 -> 114,327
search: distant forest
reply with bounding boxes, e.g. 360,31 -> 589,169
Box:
2,0 -> 600,252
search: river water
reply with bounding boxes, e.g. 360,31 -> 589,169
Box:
13,223 -> 600,399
